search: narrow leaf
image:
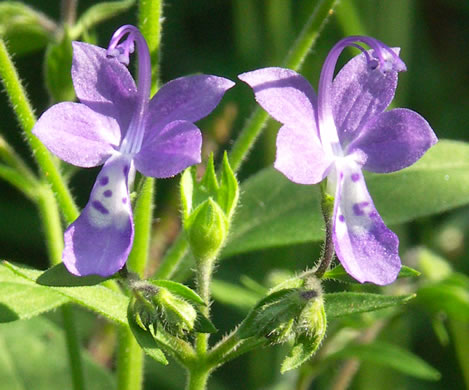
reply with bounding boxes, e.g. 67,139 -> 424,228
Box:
4,262 -> 128,326
325,292 -> 415,319
0,263 -> 68,322
151,280 -> 205,306
323,265 -> 420,283
223,141 -> 469,257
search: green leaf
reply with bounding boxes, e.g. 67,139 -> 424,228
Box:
4,262 -> 128,326
281,332 -> 320,374
211,279 -> 263,311
71,0 -> 135,39
0,316 -> 115,389
151,280 -> 205,306
218,152 -> 239,219
325,292 -> 415,319
37,263 -> 111,287
223,140 -> 469,257
417,273 -> 469,321
0,2 -> 55,55
127,301 -> 168,365
44,31 -> 75,102
323,265 -> 420,283
0,264 -> 68,322
328,341 -> 441,380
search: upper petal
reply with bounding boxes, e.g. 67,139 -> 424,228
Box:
347,108 -> 438,173
331,159 -> 401,285
72,41 -> 138,135
134,120 -> 202,178
332,49 -> 400,147
239,67 -> 319,136
146,75 -> 235,129
62,154 -> 134,276
274,125 -> 332,185
33,102 -> 119,167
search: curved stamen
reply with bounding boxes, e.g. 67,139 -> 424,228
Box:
316,36 -> 406,158
107,25 -> 151,155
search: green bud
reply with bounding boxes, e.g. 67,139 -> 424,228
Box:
180,153 -> 239,261
281,287 -> 327,373
238,287 -> 316,342
153,287 -> 198,337
186,198 -> 228,261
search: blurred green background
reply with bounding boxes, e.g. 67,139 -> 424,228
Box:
0,0 -> 468,389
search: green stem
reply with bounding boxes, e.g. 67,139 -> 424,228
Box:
0,39 -> 78,223
154,233 -> 189,280
0,165 -> 38,200
62,304 -> 86,390
117,326 -> 145,390
228,0 -> 340,172
449,318 -> 469,389
195,258 -> 215,355
139,0 -> 163,95
208,333 -> 263,368
35,185 -> 86,390
127,177 -> 155,277
186,367 -> 211,390
37,185 -> 65,265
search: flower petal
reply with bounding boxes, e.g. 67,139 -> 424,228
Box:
239,67 -> 319,136
72,42 -> 137,135
146,75 -> 235,129
63,154 -> 134,276
134,120 -> 202,178
33,102 -> 119,167
331,159 -> 401,285
332,49 -> 400,147
275,125 -> 332,184
348,108 -> 438,173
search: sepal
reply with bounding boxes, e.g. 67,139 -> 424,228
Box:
127,296 -> 168,365
180,153 -> 239,261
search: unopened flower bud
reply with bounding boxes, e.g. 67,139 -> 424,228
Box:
152,287 -> 198,336
186,198 -> 228,261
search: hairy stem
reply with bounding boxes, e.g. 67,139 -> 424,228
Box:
0,39 -> 78,223
315,183 -> 335,278
127,177 -> 155,277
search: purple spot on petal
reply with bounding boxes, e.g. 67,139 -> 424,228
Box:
100,176 -> 109,186
103,190 -> 113,198
92,200 -> 109,214
351,173 -> 360,182
340,172 -> 344,179
339,215 -> 345,222
123,165 -> 130,176
353,201 -> 370,216
122,197 -> 128,204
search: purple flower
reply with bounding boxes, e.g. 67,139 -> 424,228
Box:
239,36 -> 437,285
33,25 -> 234,276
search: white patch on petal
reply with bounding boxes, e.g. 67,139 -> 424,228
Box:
87,154 -> 132,230
334,158 -> 374,238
